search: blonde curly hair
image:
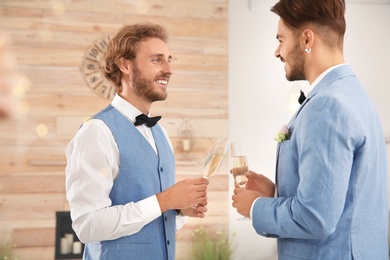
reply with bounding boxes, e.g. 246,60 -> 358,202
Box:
103,23 -> 168,93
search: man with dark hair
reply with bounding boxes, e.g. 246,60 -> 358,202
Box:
66,23 -> 209,260
232,0 -> 388,259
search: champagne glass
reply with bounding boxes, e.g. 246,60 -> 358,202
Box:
202,137 -> 230,179
230,141 -> 249,220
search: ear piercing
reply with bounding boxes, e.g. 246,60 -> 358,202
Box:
305,48 -> 311,53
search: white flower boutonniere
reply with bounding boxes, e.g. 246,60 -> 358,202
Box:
274,125 -> 290,143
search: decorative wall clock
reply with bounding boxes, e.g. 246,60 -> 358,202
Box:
81,35 -> 115,99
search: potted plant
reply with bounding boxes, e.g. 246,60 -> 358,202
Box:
190,227 -> 234,260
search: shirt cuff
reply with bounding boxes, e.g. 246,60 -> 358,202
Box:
176,214 -> 187,231
139,195 -> 161,223
250,191 -> 277,219
139,196 -> 188,231
250,197 -> 261,219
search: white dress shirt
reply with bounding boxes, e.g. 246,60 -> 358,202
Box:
66,94 -> 186,243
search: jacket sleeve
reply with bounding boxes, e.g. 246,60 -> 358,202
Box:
252,94 -> 362,239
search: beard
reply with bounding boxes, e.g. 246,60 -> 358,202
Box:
131,61 -> 168,102
286,43 -> 306,81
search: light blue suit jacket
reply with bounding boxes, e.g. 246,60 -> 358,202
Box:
252,65 -> 388,259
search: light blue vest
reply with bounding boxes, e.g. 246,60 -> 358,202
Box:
83,105 -> 176,260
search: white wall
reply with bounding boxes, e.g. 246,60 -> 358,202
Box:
228,1 -> 390,259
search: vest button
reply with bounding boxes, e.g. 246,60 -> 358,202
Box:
160,167 -> 163,172
167,240 -> 170,245
164,216 -> 167,221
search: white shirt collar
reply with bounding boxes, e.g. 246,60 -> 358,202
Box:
304,63 -> 346,96
111,94 -> 143,123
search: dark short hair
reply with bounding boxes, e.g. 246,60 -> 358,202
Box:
271,0 -> 346,41
103,23 -> 168,91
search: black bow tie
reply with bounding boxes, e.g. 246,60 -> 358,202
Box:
298,90 -> 306,105
134,114 -> 161,127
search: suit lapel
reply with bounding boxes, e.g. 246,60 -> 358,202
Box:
276,65 -> 355,196
287,65 -> 354,128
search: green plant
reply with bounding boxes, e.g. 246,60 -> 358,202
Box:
190,227 -> 234,260
0,241 -> 16,260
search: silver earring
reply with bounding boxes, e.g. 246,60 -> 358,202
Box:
305,47 -> 311,53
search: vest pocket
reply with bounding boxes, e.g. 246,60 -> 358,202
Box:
115,242 -> 152,249
103,242 -> 154,260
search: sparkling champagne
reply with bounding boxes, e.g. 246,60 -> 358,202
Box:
202,153 -> 224,179
232,156 -> 248,187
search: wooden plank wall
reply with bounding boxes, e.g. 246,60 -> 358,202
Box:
0,1 -> 228,259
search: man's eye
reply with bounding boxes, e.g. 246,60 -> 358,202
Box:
152,59 -> 161,63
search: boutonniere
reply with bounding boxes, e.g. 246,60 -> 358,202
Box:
274,125 -> 290,143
